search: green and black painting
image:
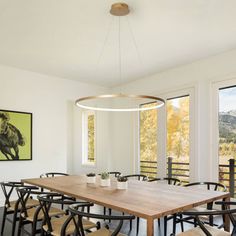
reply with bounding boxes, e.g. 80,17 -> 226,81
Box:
0,110 -> 32,161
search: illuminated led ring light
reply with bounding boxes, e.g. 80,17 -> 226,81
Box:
75,94 -> 165,112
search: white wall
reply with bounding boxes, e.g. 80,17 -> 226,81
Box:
0,64 -> 110,205
1,48 -> 236,206
111,49 -> 236,181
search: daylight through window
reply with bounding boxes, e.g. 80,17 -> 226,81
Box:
139,102 -> 158,178
166,95 -> 190,183
82,111 -> 96,165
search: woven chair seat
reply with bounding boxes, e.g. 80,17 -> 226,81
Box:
87,227 -> 126,236
177,225 -> 230,236
7,198 -> 39,211
42,215 -> 97,236
21,206 -> 65,222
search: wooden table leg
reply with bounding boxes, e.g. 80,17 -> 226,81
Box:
147,217 -> 154,236
224,195 -> 230,232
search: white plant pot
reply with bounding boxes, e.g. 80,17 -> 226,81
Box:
117,181 -> 128,190
100,178 -> 111,187
87,176 -> 96,184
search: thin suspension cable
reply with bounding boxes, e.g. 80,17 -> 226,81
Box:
126,16 -> 143,65
96,16 -> 114,68
118,16 -> 122,94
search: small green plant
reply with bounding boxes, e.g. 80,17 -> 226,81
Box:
87,173 -> 96,177
101,172 -> 109,180
117,176 -> 127,182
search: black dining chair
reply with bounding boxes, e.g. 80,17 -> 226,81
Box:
123,174 -> 148,234
40,172 -> 69,178
38,193 -> 99,236
174,182 -> 227,234
124,174 -> 148,181
16,186 -> 65,236
102,171 -> 122,217
173,203 -> 236,235
0,181 -> 39,236
40,172 -> 74,209
62,203 -> 135,236
148,177 -> 182,236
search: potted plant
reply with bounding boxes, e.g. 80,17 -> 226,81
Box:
100,172 -> 110,187
86,173 -> 96,184
117,176 -> 128,189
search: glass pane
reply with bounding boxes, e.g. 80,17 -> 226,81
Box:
88,114 -> 95,163
167,96 -> 190,183
219,86 -> 236,194
139,102 -> 158,178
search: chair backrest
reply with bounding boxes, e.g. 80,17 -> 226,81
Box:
148,177 -> 181,185
182,205 -> 236,236
0,181 -> 24,208
163,177 -> 181,185
185,182 -> 227,192
37,193 -> 91,234
108,172 -> 121,177
40,172 -> 69,178
16,186 -> 45,218
63,203 -> 135,236
123,174 -> 147,181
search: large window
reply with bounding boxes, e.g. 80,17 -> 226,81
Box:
82,111 -> 96,165
139,94 -> 191,181
218,86 -> 236,193
166,95 -> 190,183
139,102 -> 158,178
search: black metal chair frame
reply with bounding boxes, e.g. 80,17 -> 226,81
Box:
40,172 -> 74,208
174,182 -> 227,234
148,177 -> 182,236
175,204 -> 236,236
107,171 -> 121,177
148,177 -> 181,185
123,174 -> 148,181
16,186 -> 51,236
102,172 -> 121,218
184,182 -> 227,192
121,174 -> 148,234
0,181 -> 24,236
62,203 -> 135,236
37,193 -> 99,235
40,172 -> 69,178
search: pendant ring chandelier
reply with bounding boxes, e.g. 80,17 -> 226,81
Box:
75,3 -> 165,112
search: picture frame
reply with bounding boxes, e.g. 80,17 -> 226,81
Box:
0,109 -> 32,161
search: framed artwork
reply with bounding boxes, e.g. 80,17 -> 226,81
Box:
0,109 -> 32,161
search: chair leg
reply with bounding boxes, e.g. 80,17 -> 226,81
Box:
136,217 -> 140,234
179,214 -> 184,232
109,208 -> 112,223
1,207 -> 7,236
103,206 -> 106,215
129,218 -> 132,231
17,215 -> 23,236
172,214 -> 177,235
11,210 -> 19,236
158,218 -> 161,227
32,221 -> 38,236
164,216 -> 167,236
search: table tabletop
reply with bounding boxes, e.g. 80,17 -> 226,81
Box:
22,175 -> 230,236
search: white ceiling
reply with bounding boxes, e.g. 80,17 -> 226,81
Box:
0,0 -> 236,87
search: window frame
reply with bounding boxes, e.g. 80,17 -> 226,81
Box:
163,88 -> 196,181
138,101 -> 159,178
82,110 -> 96,167
211,78 -> 236,181
137,87 -> 196,181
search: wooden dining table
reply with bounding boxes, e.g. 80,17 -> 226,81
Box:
22,175 -> 230,236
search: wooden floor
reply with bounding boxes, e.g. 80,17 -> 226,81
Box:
0,206 -> 201,236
